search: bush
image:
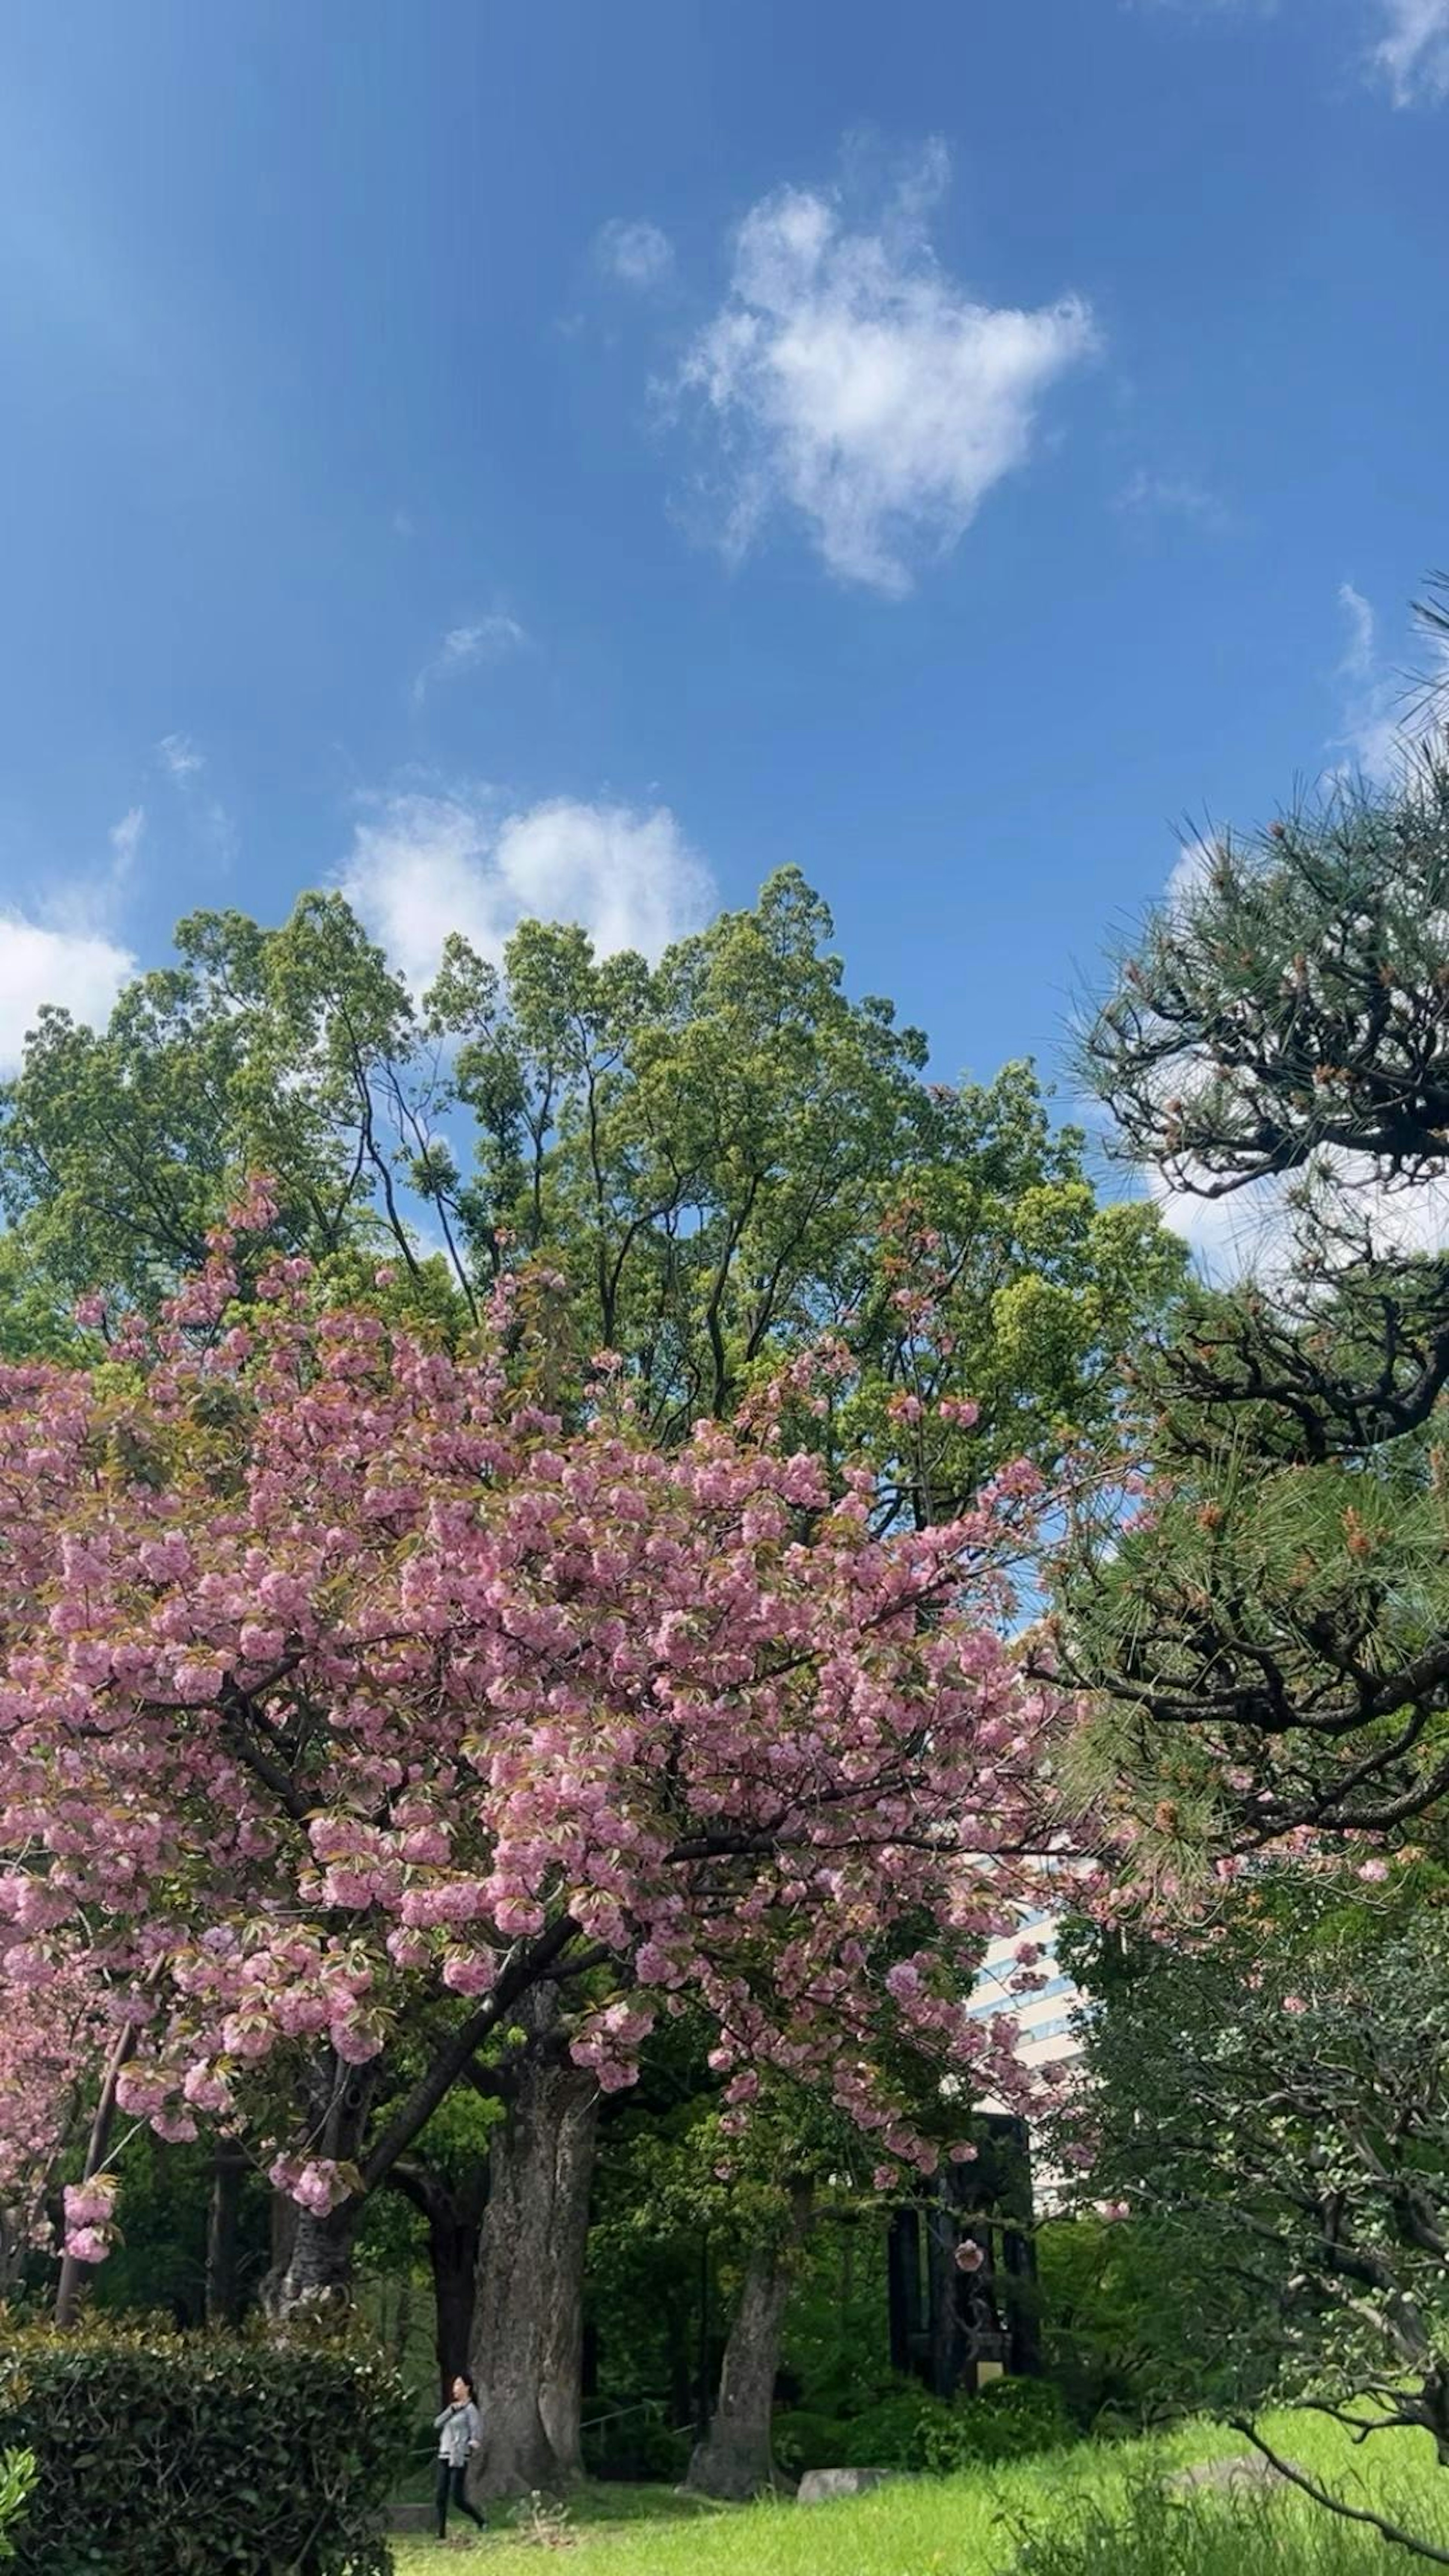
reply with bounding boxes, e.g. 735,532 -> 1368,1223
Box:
0,2318 -> 409,2576
581,2400 -> 690,2485
923,2375 -> 1074,2471
0,2453 -> 34,2563
771,2410 -> 852,2478
835,2383 -> 955,2469
782,2375 -> 1076,2478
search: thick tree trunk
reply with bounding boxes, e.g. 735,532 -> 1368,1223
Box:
469,2003 -> 599,2498
386,2153 -> 488,2399
268,2205 -> 360,2316
686,2182 -> 813,2501
205,2139 -> 248,2328
428,2186 -> 485,2399
259,2188 -> 300,2317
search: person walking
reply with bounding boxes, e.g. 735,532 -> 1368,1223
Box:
434,2373 -> 486,2546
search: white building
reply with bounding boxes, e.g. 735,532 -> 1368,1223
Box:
968,1907 -> 1084,2074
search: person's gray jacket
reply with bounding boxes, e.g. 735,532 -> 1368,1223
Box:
434,2400 -> 482,2468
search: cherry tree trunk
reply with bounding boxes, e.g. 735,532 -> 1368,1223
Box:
205,2139 -> 248,2327
686,2183 -> 813,2501
427,2192 -> 484,2400
269,2206 -> 360,2314
469,2013 -> 599,2498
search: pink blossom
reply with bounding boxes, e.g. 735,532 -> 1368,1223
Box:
64,2226 -> 111,2265
0,1200 -> 1069,2215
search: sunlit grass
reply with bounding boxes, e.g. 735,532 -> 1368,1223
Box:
391,2409 -> 1447,2574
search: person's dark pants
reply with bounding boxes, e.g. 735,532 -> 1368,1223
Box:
435,2458 -> 486,2538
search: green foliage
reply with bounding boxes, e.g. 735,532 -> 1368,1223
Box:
1054,1867 -> 1449,2456
581,2402 -> 691,2485
806,2376 -> 1073,2476
0,2319 -> 409,2576
1,874 -> 1180,1478
0,2453 -> 34,2563
831,2381 -> 948,2468
1034,2216 -> 1227,2431
920,2375 -> 1072,2471
1069,747 -> 1449,1844
767,2411 -> 846,2477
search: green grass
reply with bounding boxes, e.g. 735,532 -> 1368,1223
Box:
392,2411 -> 1448,2574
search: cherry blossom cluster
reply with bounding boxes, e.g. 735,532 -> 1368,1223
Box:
0,1193 -> 1074,2225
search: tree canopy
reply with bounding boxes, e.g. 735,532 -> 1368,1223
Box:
1062,749 -> 1449,1847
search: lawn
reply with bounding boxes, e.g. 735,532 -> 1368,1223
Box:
392,2411 -> 1449,2573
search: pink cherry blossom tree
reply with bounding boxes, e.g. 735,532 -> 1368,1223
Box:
0,1969 -> 104,2292
0,1195 -> 1069,2356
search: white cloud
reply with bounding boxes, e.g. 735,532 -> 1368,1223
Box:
158,733 -> 205,780
0,791 -> 146,1067
4,802 -> 141,1055
0,904 -> 136,1074
1115,469 -> 1228,529
1330,580 -> 1449,783
595,218 -> 675,289
1166,834 -> 1220,912
412,617 -> 528,706
339,789 -> 715,989
675,142 -> 1097,596
1371,0 -> 1449,101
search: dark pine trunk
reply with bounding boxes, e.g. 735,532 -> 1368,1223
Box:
468,2002 -> 599,2498
686,2182 -> 813,2501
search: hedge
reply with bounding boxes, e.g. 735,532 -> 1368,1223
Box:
775,2376 -> 1074,2479
0,2319 -> 410,2576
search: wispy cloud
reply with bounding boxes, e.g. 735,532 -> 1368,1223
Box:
158,732 -> 205,780
1137,0 -> 1449,102
1371,0 -> 1449,101
108,805 -> 146,878
595,218 -> 675,289
1327,580 -> 1449,781
340,786 -> 714,990
155,731 -> 237,869
412,616 -> 529,707
673,141 -> 1097,597
1115,468 -> 1229,531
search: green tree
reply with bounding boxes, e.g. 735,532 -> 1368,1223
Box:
1064,745 -> 1449,1848
1057,1861 -> 1449,2548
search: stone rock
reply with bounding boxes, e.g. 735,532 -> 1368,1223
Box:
796,2467 -> 892,2504
1168,2453 -> 1300,2498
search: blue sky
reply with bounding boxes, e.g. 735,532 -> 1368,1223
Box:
2,0 -> 1447,1155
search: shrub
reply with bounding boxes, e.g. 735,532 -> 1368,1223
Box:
789,2375 -> 1075,2478
771,2410 -> 852,2478
0,2452 -> 34,2563
923,2375 -> 1074,2471
0,2318 -> 410,2576
581,2400 -> 690,2485
835,2382 -> 955,2468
